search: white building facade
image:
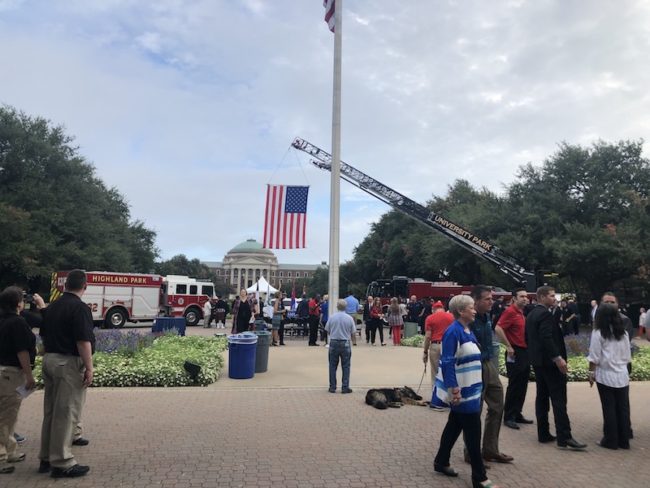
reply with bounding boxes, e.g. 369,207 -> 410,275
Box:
203,239 -> 322,291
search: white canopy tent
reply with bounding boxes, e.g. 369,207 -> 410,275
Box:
246,276 -> 278,295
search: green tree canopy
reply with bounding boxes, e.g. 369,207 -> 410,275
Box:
343,140 -> 650,304
154,254 -> 211,279
0,106 -> 158,292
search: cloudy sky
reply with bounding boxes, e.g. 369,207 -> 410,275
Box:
1,0 -> 649,265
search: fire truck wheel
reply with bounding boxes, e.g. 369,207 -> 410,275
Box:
105,308 -> 127,329
184,307 -> 201,327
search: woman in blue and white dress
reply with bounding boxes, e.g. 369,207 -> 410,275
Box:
432,295 -> 500,488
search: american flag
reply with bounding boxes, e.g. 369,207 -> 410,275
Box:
323,0 -> 335,32
263,185 -> 309,249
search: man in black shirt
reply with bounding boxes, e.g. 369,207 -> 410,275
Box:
0,286 -> 37,474
38,270 -> 95,478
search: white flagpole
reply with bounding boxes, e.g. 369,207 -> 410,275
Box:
328,0 -> 342,306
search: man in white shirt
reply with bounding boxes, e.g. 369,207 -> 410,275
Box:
203,300 -> 213,328
325,299 -> 357,394
590,300 -> 598,326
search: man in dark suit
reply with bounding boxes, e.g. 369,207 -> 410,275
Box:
525,286 -> 586,450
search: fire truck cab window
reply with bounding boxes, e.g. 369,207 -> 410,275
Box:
189,285 -> 198,295
176,284 -> 187,294
202,285 -> 214,296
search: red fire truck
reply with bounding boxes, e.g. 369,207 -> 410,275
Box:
366,276 -> 515,306
51,271 -> 215,328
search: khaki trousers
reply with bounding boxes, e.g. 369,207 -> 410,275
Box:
428,343 -> 442,386
0,366 -> 24,464
480,359 -> 504,457
39,354 -> 86,469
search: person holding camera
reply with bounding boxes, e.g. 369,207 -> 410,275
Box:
0,286 -> 37,475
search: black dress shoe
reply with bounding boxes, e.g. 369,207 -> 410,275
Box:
434,464 -> 458,477
538,434 -> 556,443
515,416 -> 534,424
51,465 -> 90,478
341,388 -> 353,394
38,461 -> 51,473
504,420 -> 520,430
596,440 -> 618,450
72,437 -> 89,446
328,387 -> 336,393
557,438 -> 587,451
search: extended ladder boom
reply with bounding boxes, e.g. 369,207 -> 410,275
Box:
291,137 -> 536,290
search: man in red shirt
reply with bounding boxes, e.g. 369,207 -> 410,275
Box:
423,301 -> 454,401
307,294 -> 321,346
495,288 -> 533,429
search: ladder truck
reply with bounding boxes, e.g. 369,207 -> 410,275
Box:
291,137 -> 539,293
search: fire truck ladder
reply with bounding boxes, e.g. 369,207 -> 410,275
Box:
291,137 -> 537,291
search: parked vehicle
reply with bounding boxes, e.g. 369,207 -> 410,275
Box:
51,271 -> 215,328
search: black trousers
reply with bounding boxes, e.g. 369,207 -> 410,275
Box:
370,318 -> 384,344
364,321 -> 371,342
533,365 -> 572,443
435,411 -> 487,484
297,317 -> 308,336
278,321 -> 285,344
308,315 -> 320,345
596,382 -> 631,449
504,346 -> 530,422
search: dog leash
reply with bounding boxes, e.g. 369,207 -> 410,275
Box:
416,362 -> 427,396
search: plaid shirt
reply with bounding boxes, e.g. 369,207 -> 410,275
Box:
387,309 -> 403,326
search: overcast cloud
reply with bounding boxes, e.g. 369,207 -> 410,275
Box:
1,1 -> 649,265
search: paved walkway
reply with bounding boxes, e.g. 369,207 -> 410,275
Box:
11,326 -> 650,487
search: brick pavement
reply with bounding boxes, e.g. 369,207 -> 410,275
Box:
9,327 -> 650,488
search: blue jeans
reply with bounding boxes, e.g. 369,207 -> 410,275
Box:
328,340 -> 351,389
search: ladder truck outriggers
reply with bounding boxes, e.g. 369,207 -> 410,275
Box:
291,137 -> 540,295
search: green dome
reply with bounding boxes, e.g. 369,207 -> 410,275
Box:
228,239 -> 274,255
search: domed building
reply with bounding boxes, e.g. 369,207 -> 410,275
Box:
203,239 -> 322,292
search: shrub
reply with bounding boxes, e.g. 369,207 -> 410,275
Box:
33,334 -> 227,387
497,339 -> 650,382
401,334 -> 424,347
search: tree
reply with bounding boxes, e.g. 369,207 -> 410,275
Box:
154,254 -> 211,279
0,106 -> 158,292
306,266 -> 329,296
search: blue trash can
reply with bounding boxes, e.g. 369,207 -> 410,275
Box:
152,317 -> 186,336
228,332 -> 258,379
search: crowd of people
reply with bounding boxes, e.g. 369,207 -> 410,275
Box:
0,278 -> 639,483
425,285 -> 635,488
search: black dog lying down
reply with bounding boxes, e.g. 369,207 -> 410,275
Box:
365,386 -> 429,409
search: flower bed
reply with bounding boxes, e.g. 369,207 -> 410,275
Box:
402,332 -> 650,381
400,334 -> 424,347
34,331 -> 226,387
497,340 -> 650,382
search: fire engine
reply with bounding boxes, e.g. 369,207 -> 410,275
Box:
51,271 -> 215,328
365,276 -> 516,306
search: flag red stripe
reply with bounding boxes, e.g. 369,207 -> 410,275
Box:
295,213 -> 301,248
263,185 -> 271,247
269,186 -> 277,247
275,186 -> 283,249
302,213 -> 307,248
289,212 -> 294,249
282,196 -> 288,249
